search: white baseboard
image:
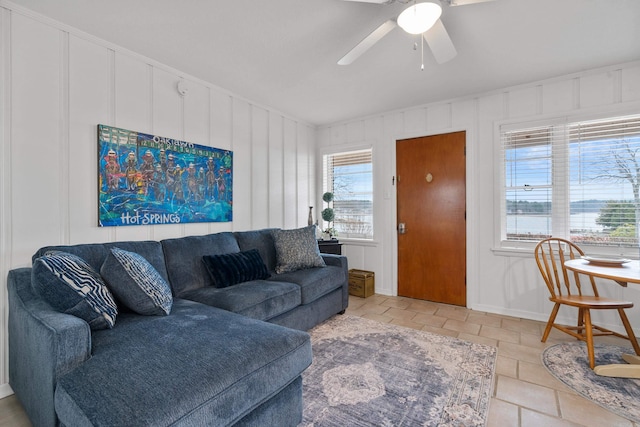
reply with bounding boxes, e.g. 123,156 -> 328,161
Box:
0,382 -> 14,399
472,303 -> 640,337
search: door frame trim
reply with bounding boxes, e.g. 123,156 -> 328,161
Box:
390,126 -> 479,309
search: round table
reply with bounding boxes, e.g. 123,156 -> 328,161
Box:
564,258 -> 640,378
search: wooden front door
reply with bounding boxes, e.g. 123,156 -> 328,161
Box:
396,131 -> 466,306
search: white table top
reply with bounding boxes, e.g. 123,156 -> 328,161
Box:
564,259 -> 640,286
564,258 -> 640,378
564,258 -> 640,286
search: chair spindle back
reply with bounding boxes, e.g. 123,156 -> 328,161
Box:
534,238 -> 598,298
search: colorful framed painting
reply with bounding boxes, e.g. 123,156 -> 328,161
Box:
98,124 -> 232,227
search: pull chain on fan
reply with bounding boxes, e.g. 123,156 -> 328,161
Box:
421,33 -> 424,71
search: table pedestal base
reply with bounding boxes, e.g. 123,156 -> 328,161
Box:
593,353 -> 640,378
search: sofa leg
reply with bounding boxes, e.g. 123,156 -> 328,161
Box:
338,310 -> 346,315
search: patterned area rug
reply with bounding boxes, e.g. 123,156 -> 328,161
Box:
542,343 -> 640,423
300,315 -> 497,426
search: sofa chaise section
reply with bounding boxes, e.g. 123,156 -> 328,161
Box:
54,299 -> 311,427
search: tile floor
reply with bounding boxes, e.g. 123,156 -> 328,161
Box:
0,294 -> 638,427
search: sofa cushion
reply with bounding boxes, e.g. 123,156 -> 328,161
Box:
234,229 -> 278,272
54,299 -> 312,427
32,251 -> 118,330
181,280 -> 301,321
272,265 -> 346,305
161,232 -> 241,296
271,226 -> 325,274
101,247 -> 173,315
202,249 -> 270,288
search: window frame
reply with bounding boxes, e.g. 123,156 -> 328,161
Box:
494,108 -> 640,257
320,144 -> 374,242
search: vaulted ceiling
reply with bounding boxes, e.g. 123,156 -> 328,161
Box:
7,0 -> 640,125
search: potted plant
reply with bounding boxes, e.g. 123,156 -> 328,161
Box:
321,192 -> 336,240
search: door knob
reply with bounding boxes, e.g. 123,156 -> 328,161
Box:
398,223 -> 406,234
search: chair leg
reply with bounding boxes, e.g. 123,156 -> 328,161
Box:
577,307 -> 585,337
618,308 -> 640,356
583,309 -> 595,369
542,303 -> 561,342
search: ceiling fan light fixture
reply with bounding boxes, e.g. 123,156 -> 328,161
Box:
397,2 -> 442,35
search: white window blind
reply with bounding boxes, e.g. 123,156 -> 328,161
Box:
501,114 -> 640,251
323,149 -> 373,239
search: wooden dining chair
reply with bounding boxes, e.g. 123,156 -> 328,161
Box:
534,237 -> 640,369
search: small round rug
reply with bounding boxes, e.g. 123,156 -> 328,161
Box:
542,342 -> 640,423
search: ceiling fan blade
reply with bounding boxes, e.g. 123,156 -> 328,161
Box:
338,19 -> 397,65
448,0 -> 495,6
423,19 -> 457,64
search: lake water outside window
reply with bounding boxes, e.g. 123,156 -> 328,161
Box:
502,114 -> 640,250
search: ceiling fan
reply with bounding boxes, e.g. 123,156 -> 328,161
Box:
338,0 -> 495,66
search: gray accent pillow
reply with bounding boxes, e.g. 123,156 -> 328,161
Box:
101,247 -> 173,316
271,226 -> 326,274
32,251 -> 118,330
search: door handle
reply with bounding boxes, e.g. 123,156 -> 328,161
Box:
398,223 -> 406,234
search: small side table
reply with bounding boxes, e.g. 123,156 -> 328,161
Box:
317,239 -> 342,255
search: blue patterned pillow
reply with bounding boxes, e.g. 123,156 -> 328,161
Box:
271,226 -> 326,274
32,251 -> 118,330
101,247 -> 173,316
202,249 -> 270,288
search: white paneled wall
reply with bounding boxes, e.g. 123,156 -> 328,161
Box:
2,0 -> 640,403
318,61 -> 640,334
0,5 -> 315,395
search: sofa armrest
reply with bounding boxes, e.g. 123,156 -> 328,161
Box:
321,253 -> 347,269
320,254 -> 349,311
8,268 -> 92,427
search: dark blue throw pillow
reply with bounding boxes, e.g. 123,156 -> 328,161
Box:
32,251 -> 118,330
101,247 -> 173,316
202,249 -> 270,288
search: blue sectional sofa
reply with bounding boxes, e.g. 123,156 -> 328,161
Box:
7,227 -> 349,427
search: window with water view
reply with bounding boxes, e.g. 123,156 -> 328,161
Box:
502,114 -> 640,250
323,149 -> 373,240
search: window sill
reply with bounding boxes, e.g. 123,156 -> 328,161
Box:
492,244 -> 640,260
491,247 -> 534,257
339,238 -> 379,247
